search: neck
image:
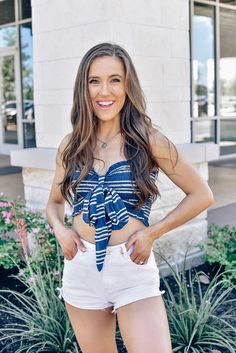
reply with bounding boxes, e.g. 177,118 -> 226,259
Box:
96,120 -> 121,140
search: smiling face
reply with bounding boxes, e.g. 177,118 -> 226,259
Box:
88,55 -> 126,123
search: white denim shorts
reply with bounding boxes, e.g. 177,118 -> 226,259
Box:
57,237 -> 165,314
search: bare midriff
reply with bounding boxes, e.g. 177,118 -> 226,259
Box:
72,212 -> 147,245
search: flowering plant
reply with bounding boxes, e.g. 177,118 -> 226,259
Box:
0,193 -> 72,282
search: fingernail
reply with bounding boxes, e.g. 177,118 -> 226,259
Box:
82,247 -> 87,252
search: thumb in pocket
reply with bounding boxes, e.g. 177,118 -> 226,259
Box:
73,236 -> 87,252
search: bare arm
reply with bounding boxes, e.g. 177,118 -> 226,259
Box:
45,133 -> 87,258
147,129 -> 215,241
45,135 -> 69,236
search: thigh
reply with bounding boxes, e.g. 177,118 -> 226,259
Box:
117,296 -> 172,353
65,301 -> 118,353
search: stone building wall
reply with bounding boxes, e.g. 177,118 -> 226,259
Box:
11,0 -> 219,275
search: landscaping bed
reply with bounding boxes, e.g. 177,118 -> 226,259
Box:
0,261 -> 235,353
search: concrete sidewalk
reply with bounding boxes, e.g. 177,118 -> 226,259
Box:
0,154 -> 235,228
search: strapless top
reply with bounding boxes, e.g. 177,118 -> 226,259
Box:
71,160 -> 158,271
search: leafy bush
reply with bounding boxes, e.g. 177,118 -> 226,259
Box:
0,241 -> 80,353
0,238 -> 21,269
198,224 -> 236,285
0,194 -> 72,286
160,254 -> 236,353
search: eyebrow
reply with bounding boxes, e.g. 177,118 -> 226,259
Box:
88,74 -> 123,79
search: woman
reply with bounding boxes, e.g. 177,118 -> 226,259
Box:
46,42 -> 214,353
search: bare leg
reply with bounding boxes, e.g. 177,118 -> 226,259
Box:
65,301 -> 118,353
117,296 -> 172,353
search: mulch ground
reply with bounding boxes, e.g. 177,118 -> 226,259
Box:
0,262 -> 235,353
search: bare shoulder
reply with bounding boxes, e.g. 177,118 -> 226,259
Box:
149,127 -> 214,202
149,127 -> 177,161
58,132 -> 72,153
56,132 -> 72,166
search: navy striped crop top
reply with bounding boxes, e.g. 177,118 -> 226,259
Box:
71,160 -> 158,271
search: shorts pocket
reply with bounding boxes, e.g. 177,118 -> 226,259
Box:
125,245 -> 153,268
64,246 -> 81,263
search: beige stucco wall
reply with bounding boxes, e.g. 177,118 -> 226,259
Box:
31,0 -> 190,146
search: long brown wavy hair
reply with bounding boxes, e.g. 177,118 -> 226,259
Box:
59,42 -> 178,210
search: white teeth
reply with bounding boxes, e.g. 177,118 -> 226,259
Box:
97,101 -> 114,106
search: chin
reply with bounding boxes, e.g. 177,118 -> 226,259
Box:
96,114 -> 120,122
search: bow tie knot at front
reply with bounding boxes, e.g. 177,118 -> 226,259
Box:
82,185 -> 129,230
82,183 -> 129,271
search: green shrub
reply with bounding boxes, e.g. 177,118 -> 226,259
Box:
0,194 -> 72,286
159,254 -> 236,353
0,241 -> 80,353
0,238 -> 21,269
198,224 -> 236,285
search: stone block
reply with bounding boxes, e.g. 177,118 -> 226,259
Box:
32,0 -> 108,34
152,219 -> 208,268
111,22 -> 134,52
110,0 -> 162,26
133,26 -> 172,57
34,58 -> 80,90
33,26 -> 85,61
132,56 -> 164,87
163,58 -> 190,87
22,168 -> 54,189
170,30 -> 190,58
34,89 -> 73,106
161,0 -> 189,30
147,102 -> 190,131
144,84 -> 190,103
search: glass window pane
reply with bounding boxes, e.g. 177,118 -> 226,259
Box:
219,8 -> 236,118
220,1 -> 236,5
0,0 -> 15,25
23,122 -> 36,148
220,119 -> 236,154
193,4 -> 216,118
0,26 -> 16,48
0,54 -> 18,144
193,120 -> 215,143
20,22 -> 35,147
19,0 -> 32,20
20,23 -> 34,118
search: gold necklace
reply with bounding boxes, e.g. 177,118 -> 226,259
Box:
96,130 -> 121,148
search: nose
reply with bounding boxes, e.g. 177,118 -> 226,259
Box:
100,82 -> 110,95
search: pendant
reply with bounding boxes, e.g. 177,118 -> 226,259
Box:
101,142 -> 107,148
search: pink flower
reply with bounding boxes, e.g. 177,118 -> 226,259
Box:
5,218 -> 11,224
0,192 -> 4,196
0,201 -> 9,208
46,223 -> 54,234
2,211 -> 12,220
27,275 -> 37,284
29,208 -> 36,213
32,227 -> 39,234
18,269 -> 24,276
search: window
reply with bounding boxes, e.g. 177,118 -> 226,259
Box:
219,7 -> 236,154
0,0 -> 15,26
191,1 -> 236,156
0,26 -> 16,48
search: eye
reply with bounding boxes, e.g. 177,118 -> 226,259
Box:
111,78 -> 121,83
88,79 -> 99,84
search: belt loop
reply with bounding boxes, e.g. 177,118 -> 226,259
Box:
120,243 -> 127,254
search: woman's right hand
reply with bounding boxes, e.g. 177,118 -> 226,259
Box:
54,225 -> 87,260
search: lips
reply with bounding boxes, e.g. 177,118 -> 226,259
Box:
96,101 -> 115,110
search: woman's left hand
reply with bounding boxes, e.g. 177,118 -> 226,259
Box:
125,228 -> 154,265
